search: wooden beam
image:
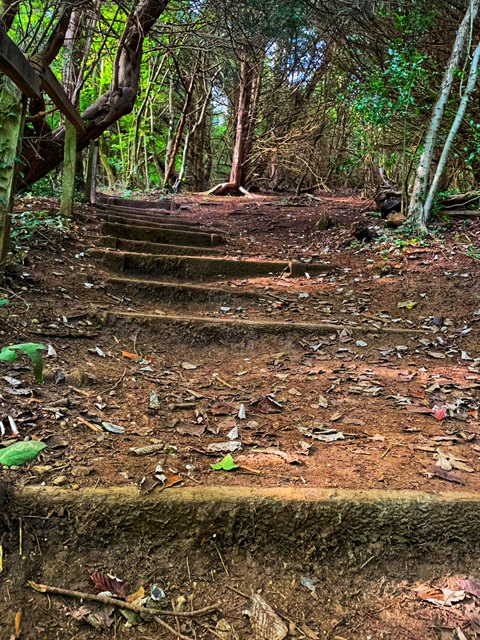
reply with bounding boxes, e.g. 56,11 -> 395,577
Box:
0,26 -> 42,99
40,67 -> 85,132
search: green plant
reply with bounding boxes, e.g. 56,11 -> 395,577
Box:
0,343 -> 46,382
10,209 -> 64,248
466,245 -> 480,261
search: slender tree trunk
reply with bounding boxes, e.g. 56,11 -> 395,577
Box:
99,139 -> 115,190
164,69 -> 197,187
407,0 -> 480,232
60,120 -> 77,218
208,58 -> 259,195
85,140 -> 98,203
423,39 -> 480,219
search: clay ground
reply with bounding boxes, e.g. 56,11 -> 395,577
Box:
1,191 -> 480,639
1,192 -> 479,493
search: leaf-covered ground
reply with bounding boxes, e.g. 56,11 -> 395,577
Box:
1,191 -> 480,639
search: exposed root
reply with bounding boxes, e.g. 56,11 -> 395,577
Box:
207,182 -> 255,197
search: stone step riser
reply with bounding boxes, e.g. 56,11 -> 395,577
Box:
101,222 -> 224,247
103,310 -> 426,343
100,237 -> 222,256
15,486 -> 479,549
97,213 -> 221,234
91,249 -> 330,280
106,277 -> 273,304
96,195 -> 175,211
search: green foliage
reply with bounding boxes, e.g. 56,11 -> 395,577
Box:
210,454 -> 239,471
10,209 -> 64,248
0,440 -> 47,467
466,245 -> 480,261
0,343 -> 46,383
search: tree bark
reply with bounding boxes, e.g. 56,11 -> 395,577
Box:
407,0 -> 480,233
60,120 -> 77,218
423,39 -> 480,219
22,0 -> 170,186
0,78 -> 26,276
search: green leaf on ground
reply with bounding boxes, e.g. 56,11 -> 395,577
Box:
0,440 -> 46,467
210,454 -> 239,471
0,343 -> 46,382
0,299 -> 9,307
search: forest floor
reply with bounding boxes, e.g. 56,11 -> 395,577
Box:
1,190 -> 480,639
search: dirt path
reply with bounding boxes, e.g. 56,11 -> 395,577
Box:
1,192 -> 479,493
1,191 -> 480,639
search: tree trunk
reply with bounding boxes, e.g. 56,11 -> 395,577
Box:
22,0 -> 170,186
423,39 -> 480,219
85,140 -> 98,203
407,0 -> 480,233
0,78 -> 26,276
60,120 -> 77,218
208,58 -> 259,196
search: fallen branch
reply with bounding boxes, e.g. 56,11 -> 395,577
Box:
27,581 -> 220,620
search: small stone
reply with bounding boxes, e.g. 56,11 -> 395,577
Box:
386,212 -> 406,228
52,475 -> 68,486
31,465 -> 53,476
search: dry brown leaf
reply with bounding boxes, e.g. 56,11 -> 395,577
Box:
122,351 -> 140,361
14,609 -> 22,638
247,593 -> 288,640
414,584 -> 446,605
126,586 -> 145,604
163,469 -> 182,488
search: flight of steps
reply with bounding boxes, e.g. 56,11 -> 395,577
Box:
83,195 -> 425,343
82,195 -> 373,341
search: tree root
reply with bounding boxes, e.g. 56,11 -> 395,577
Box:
207,182 -> 255,197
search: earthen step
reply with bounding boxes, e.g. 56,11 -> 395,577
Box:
106,276 -> 280,303
100,237 -> 223,256
97,212 -> 222,234
15,486 -> 479,549
101,222 -> 224,247
103,309 -> 428,342
94,202 -> 173,216
89,248 -> 330,280
89,206 -> 195,225
96,194 -> 175,211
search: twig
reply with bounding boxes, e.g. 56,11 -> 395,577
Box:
153,615 -> 193,640
105,367 -> 127,393
28,581 -> 220,620
77,415 -> 102,433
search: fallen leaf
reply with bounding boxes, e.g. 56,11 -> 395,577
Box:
208,441 -> 242,453
126,586 -> 145,604
122,351 -> 140,361
458,577 -> 480,598
162,469 -> 182,489
90,572 -> 125,598
210,454 -> 238,471
428,467 -> 465,485
398,300 -> 417,309
246,593 -> 288,640
182,362 -> 198,370
427,351 -> 446,359
432,406 -> 447,421
176,423 -> 205,437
